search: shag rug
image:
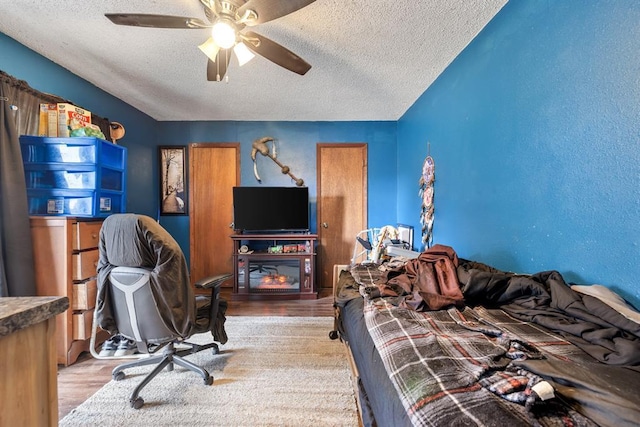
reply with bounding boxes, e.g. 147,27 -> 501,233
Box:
60,316 -> 358,426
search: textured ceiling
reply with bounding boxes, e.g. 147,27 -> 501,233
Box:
0,0 -> 507,121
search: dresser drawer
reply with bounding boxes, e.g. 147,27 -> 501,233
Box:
72,279 -> 97,310
72,221 -> 102,251
72,309 -> 94,340
72,249 -> 99,281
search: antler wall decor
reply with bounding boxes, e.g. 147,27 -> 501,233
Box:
251,136 -> 305,186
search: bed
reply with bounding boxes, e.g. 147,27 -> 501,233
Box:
333,244 -> 640,427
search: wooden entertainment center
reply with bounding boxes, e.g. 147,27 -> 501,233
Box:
231,233 -> 317,300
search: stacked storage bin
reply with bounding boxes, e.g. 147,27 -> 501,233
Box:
20,136 -> 127,217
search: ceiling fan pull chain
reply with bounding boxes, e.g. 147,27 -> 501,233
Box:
216,52 -> 221,82
223,49 -> 229,82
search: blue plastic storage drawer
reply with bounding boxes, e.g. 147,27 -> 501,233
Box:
20,135 -> 126,169
27,189 -> 125,217
25,168 -> 96,190
24,165 -> 124,191
21,141 -> 96,163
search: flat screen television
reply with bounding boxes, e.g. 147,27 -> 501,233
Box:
232,186 -> 309,232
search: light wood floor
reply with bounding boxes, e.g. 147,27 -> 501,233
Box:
57,288 -> 336,420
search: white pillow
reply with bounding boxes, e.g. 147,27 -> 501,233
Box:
571,284 -> 640,325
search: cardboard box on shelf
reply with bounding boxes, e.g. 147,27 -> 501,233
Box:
38,103 -> 92,137
38,104 -> 58,137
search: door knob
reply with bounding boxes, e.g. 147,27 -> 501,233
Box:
322,222 -> 328,228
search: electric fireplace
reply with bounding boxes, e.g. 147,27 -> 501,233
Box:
232,233 -> 317,300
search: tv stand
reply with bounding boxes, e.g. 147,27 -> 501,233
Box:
231,233 -> 317,301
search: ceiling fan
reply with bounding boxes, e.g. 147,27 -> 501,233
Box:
105,0 -> 315,82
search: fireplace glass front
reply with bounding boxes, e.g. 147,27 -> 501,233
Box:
238,258 -> 301,294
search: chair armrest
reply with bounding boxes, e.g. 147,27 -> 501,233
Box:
194,273 -> 233,290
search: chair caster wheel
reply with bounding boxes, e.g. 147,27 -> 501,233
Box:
211,344 -> 220,355
204,375 -> 213,386
131,397 -> 144,409
113,371 -> 125,381
329,330 -> 339,340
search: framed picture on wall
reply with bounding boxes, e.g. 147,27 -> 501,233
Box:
159,146 -> 188,215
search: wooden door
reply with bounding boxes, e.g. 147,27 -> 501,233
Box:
189,143 -> 239,287
317,144 -> 367,293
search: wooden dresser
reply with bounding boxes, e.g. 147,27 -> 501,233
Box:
30,216 -> 105,366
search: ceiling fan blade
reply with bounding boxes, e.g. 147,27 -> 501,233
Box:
201,0 -> 220,23
236,0 -> 316,26
206,50 -> 232,82
204,7 -> 215,23
242,31 -> 311,75
105,13 -> 209,29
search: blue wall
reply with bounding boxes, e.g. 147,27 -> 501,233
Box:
398,1 -> 640,307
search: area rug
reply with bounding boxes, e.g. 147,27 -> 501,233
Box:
60,316 -> 358,426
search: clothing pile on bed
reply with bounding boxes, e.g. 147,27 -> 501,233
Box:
338,244 -> 640,427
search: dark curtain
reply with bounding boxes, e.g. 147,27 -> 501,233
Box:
0,73 -> 38,296
0,70 -> 111,296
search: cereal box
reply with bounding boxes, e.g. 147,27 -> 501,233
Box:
57,103 -> 91,137
38,103 -> 92,137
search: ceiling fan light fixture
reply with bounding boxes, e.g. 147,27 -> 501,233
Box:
198,37 -> 220,62
233,42 -> 255,66
105,0 -> 316,81
211,18 -> 236,49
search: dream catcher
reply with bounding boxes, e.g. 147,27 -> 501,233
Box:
419,146 -> 435,248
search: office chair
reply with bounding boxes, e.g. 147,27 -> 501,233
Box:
95,213 -> 232,409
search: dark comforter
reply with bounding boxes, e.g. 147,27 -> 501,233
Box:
340,249 -> 640,427
458,260 -> 640,365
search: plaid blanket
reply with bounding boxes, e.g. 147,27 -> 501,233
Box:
350,262 -> 386,287
362,297 -> 597,426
